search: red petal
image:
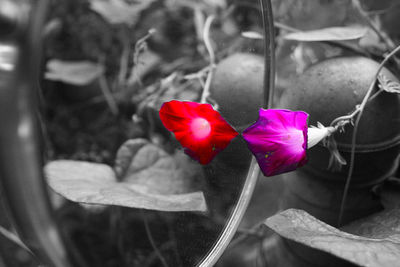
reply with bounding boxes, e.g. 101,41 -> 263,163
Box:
159,100 -> 238,164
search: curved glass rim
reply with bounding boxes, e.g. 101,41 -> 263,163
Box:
198,0 -> 276,266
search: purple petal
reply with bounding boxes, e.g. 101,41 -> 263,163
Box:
243,109 -> 308,176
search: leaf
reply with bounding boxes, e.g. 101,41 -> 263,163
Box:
203,0 -> 226,8
45,141 -> 207,212
378,74 -> 400,94
284,27 -> 367,42
89,0 -> 154,26
45,60 -> 104,86
265,209 -> 400,267
358,28 -> 387,52
342,209 -> 400,243
114,139 -> 205,195
241,31 -> 263,40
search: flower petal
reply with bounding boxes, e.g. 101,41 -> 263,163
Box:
243,109 -> 308,176
159,100 -> 239,164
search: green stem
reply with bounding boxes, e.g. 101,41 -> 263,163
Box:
337,44 -> 400,226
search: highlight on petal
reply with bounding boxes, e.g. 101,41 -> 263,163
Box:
159,100 -> 239,164
242,109 -> 308,177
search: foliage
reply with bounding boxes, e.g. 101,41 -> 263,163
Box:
2,0 -> 397,266
283,26 -> 367,42
45,60 -> 104,86
265,208 -> 400,267
45,139 -> 207,212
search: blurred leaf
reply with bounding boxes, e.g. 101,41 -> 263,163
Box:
241,31 -> 263,40
265,209 -> 400,267
273,0 -> 351,31
284,27 -> 367,42
89,0 -> 154,26
45,60 -> 104,86
378,177 -> 400,210
45,143 -> 207,212
203,0 -> 226,8
378,74 -> 400,94
358,28 -> 387,52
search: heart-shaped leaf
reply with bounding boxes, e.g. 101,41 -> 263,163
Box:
89,0 -> 154,26
45,140 -> 207,212
265,209 -> 400,267
284,27 -> 367,42
114,139 -> 205,195
45,60 -> 104,86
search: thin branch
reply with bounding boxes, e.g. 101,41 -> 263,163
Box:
99,75 -> 119,115
142,211 -> 169,267
117,26 -> 131,88
228,221 -> 265,249
200,15 -> 216,104
352,0 -> 396,51
367,88 -> 383,102
337,44 -> 400,226
129,28 -> 157,86
142,241 -> 174,267
0,226 -> 32,254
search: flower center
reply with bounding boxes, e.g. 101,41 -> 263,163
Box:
286,128 -> 305,154
190,117 -> 211,140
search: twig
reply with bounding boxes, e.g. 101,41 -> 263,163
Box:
228,222 -> 265,249
142,211 -> 169,267
99,75 -> 119,115
183,65 -> 211,80
352,0 -> 396,51
133,29 -> 157,67
129,28 -> 157,86
165,215 -> 183,267
117,26 -> 131,87
0,226 -> 32,254
200,15 -> 216,104
142,241 -> 174,267
367,88 -> 383,102
337,44 -> 400,227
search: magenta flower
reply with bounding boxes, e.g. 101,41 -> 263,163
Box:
242,109 -> 308,177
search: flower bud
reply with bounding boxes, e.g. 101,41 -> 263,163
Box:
307,122 -> 335,149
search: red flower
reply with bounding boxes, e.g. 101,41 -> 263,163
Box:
242,109 -> 308,176
159,100 -> 239,164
